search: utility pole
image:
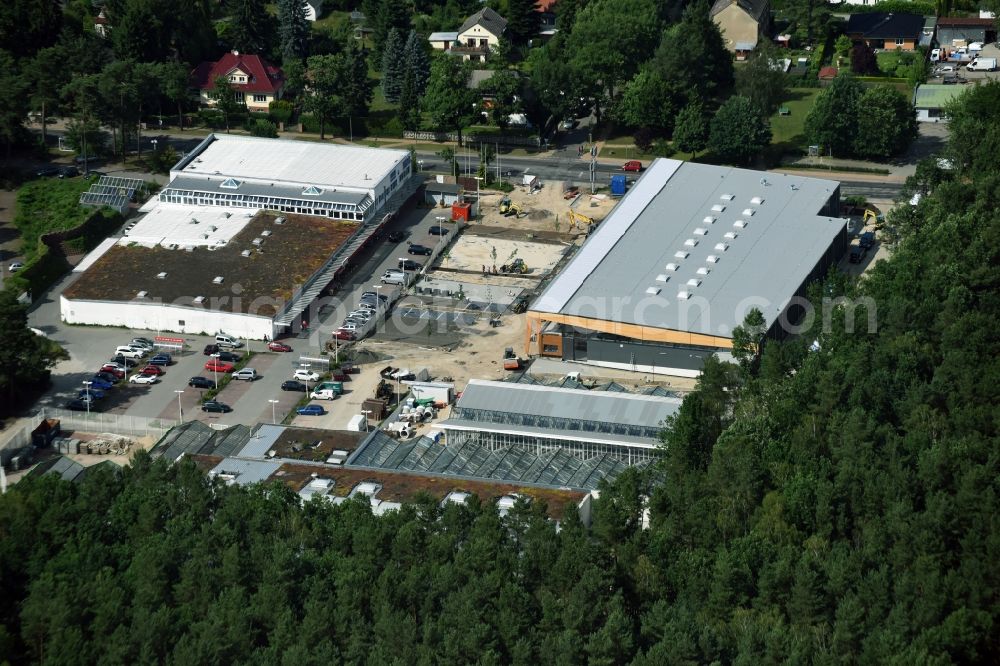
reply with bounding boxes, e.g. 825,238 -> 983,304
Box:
589,144 -> 597,194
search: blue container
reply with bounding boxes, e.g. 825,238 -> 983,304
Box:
610,174 -> 627,196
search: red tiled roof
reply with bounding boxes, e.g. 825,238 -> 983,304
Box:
818,66 -> 839,79
936,17 -> 994,26
536,0 -> 558,11
191,52 -> 284,94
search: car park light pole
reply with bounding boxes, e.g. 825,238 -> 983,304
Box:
268,399 -> 279,424
211,353 -> 220,388
361,409 -> 372,432
174,389 -> 183,423
83,381 -> 92,417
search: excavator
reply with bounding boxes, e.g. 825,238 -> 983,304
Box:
500,258 -> 528,274
568,209 -> 595,230
863,209 -> 884,226
499,196 -> 525,218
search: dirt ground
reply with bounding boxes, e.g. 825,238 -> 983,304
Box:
476,181 -> 618,235
441,234 -> 566,275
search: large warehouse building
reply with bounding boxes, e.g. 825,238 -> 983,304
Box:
61,135 -> 416,339
527,159 -> 847,377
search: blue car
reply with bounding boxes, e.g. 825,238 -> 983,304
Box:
78,388 -> 106,400
88,377 -> 114,391
296,404 -> 326,416
149,353 -> 172,366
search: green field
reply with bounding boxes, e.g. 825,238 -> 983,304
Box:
768,88 -> 821,157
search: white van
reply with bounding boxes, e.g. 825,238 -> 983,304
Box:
215,333 -> 243,348
381,270 -> 406,286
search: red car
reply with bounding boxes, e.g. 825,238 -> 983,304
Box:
267,341 -> 293,352
332,330 -> 356,341
204,359 -> 235,373
99,365 -> 125,379
623,160 -> 642,172
140,365 -> 164,376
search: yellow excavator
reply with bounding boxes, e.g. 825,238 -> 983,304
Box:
863,209 -> 884,226
568,209 -> 595,230
499,196 -> 525,218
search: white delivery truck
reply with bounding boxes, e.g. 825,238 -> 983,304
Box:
967,58 -> 997,71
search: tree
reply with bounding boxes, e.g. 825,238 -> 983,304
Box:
230,0 -> 274,55
652,0 -> 733,105
159,61 -> 191,131
731,307 -> 767,369
834,35 -> 853,64
708,96 -> 772,165
303,55 -> 341,139
853,85 -> 917,158
735,41 -> 788,115
278,0 -> 310,64
0,50 -> 28,158
506,0 -> 540,46
363,0 -> 412,65
613,70 -> 676,135
423,57 -> 476,146
381,28 -> 404,104
110,0 -> 171,62
0,0 -> 61,59
402,30 -> 431,96
0,291 -> 59,406
211,75 -> 243,133
804,74 -> 863,157
673,101 -> 709,156
850,41 -> 878,75
250,119 -> 279,137
527,39 -> 583,122
567,0 -> 660,115
24,47 -> 66,150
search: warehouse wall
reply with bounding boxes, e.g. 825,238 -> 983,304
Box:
60,297 -> 273,340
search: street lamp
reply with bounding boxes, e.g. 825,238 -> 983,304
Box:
361,409 -> 372,432
150,138 -> 158,154
398,257 -> 408,288
174,389 -> 183,423
211,352 -> 220,388
435,216 -> 447,254
82,380 -> 92,418
474,176 -> 483,221
268,399 -> 279,424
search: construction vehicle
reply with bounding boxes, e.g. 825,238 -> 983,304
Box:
568,209 -> 595,230
503,347 -> 523,371
500,258 -> 528,274
499,196 -> 524,217
862,209 -> 884,226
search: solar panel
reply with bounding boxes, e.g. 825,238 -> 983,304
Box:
79,192 -> 127,209
97,175 -> 144,191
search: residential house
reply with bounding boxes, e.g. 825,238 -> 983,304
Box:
845,13 -> 924,51
936,17 -> 996,47
304,0 -> 323,21
94,9 -> 110,38
454,7 -> 508,62
710,0 -> 771,58
191,51 -> 285,112
429,31 -> 459,51
536,0 -> 558,30
913,84 -> 965,122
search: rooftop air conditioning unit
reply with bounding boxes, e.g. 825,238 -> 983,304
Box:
687,278 -> 701,287
189,218 -> 199,224
750,196 -> 764,205
261,229 -> 272,237
720,194 -> 735,201
274,216 -> 286,225
212,276 -> 224,284
241,250 -> 252,257
665,262 -> 679,271
696,266 -> 710,276
656,274 -> 669,282
209,226 -> 217,232
193,295 -> 205,304
156,272 -> 167,279
677,290 -> 691,300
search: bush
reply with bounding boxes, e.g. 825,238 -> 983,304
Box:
633,127 -> 655,152
249,119 -> 278,138
269,100 -> 295,125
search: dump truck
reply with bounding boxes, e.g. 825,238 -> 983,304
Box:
503,347 -> 523,371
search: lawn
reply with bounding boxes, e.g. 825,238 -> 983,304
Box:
768,87 -> 821,156
14,175 -> 100,260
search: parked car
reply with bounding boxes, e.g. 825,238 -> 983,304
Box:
114,347 -> 144,360
408,243 -> 432,256
8,261 -> 23,273
339,322 -> 360,332
361,291 -> 388,302
201,401 -> 232,413
296,404 -> 327,416
348,310 -> 373,321
58,166 -> 80,178
111,355 -> 139,368
148,354 -> 172,366
380,270 -> 406,286
331,330 -> 356,341
78,388 -> 105,400
133,337 -> 156,347
560,118 -> 577,130
859,231 -> 876,249
281,380 -> 307,392
623,160 -> 642,172
129,339 -> 154,351
93,371 -> 119,384
204,360 -> 235,373
267,341 -> 293,352
293,369 -> 320,382
387,230 -> 406,242
203,343 -> 220,356
428,225 -> 450,236
232,368 -> 257,381
130,374 -> 159,385
139,365 -> 164,376
398,259 -> 422,271
88,377 -> 114,391
99,365 -> 126,379
189,376 -> 215,389
216,351 -> 242,363
35,166 -> 60,178
65,399 -> 91,411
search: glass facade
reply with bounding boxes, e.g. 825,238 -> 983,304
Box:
450,405 -> 664,441
445,428 -> 657,465
157,188 -> 374,221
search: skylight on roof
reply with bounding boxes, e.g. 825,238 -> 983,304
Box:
694,227 -> 708,236
724,231 -> 737,240
645,286 -> 661,295
696,266 -> 710,276
684,238 -> 698,247
302,185 -> 324,196
734,219 -> 748,229
665,263 -> 679,271
674,250 -> 688,259
656,274 -> 669,282
750,196 -> 764,205
720,194 -> 735,201
711,204 -> 726,213
706,255 -> 720,263
686,278 -> 701,287
677,290 -> 691,300
220,178 -> 241,189
742,208 -> 755,216
714,242 -> 729,251
703,216 -> 716,224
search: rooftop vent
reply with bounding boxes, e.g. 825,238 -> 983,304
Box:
209,225 -> 217,232
354,482 -> 382,497
212,276 -> 224,284
687,278 -> 702,287
742,208 -> 755,216
645,286 -> 661,295
674,250 -> 688,259
241,250 -> 252,257
696,266 -> 710,276
260,229 -> 272,237
694,227 -> 708,236
706,255 -> 720,263
684,238 -> 698,247
714,242 -> 729,252
251,237 -> 263,246
734,219 -> 748,229
750,196 -> 764,205
677,290 -> 691,300
720,194 -> 735,201
724,231 -> 737,240
193,295 -> 205,304
274,216 -> 286,225
189,218 -> 199,224
656,274 -> 669,282
665,262 -> 679,271
136,290 -> 147,299
223,212 -> 232,218
711,204 -> 726,213
156,271 -> 167,279
220,178 -> 241,190
703,216 -> 716,224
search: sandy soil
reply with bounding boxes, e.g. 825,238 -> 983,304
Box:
475,181 -> 618,235
441,234 -> 566,275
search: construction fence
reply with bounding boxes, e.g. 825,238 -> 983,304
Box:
39,409 -> 178,440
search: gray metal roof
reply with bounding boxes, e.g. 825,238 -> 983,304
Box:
532,159 -> 846,337
455,379 -> 681,432
209,457 -> 281,485
164,175 -> 371,207
439,419 -> 658,448
459,7 -> 507,36
429,31 -> 458,41
30,456 -> 85,482
236,424 -> 286,458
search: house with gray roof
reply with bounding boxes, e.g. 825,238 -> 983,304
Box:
453,7 -> 508,62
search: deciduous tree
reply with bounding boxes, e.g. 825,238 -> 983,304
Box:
735,41 -> 788,115
804,74 -> 863,157
613,70 -> 677,135
423,57 -> 476,146
853,85 -> 917,158
672,101 -> 709,156
708,95 -> 772,164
